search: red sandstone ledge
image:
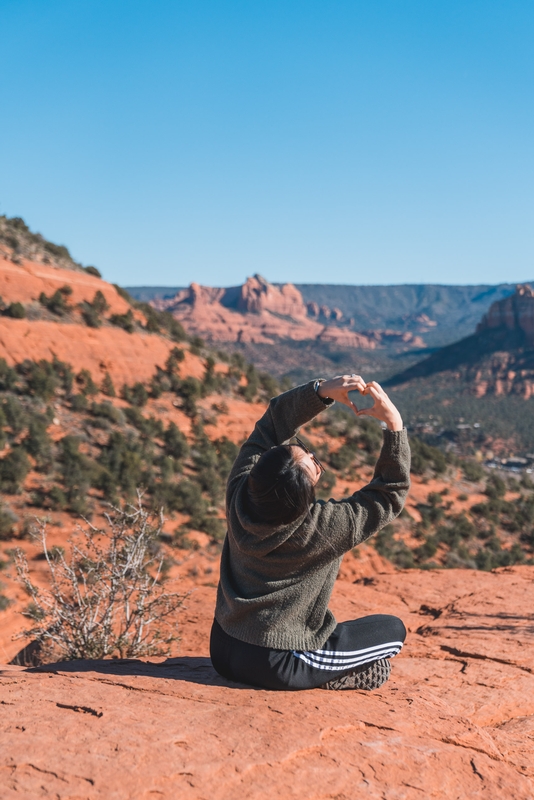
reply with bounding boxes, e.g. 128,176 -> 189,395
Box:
1,567 -> 533,799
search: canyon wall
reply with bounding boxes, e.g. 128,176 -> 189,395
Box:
477,284 -> 534,344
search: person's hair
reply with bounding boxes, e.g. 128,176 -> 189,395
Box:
247,445 -> 315,525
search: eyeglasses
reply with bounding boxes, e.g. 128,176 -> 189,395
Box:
292,436 -> 325,475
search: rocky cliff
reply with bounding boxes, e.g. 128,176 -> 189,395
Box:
388,284 -> 534,398
477,283 -> 534,344
152,274 -> 426,350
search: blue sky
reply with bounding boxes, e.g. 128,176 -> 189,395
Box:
1,0 -> 532,287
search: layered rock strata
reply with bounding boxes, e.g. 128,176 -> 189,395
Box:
154,275 -> 422,349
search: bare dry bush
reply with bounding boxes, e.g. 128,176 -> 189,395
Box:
14,498 -> 186,662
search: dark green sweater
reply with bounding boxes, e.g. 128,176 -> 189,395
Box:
215,380 -> 411,651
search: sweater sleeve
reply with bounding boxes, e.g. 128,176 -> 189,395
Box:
226,381 -> 329,494
300,427 -> 411,565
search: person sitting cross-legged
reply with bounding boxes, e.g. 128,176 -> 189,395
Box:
210,374 -> 410,691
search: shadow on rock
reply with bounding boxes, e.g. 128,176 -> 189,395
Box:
22,655 -> 254,689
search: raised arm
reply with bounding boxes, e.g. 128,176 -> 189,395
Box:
292,379 -> 410,567
226,381 -> 329,491
309,427 -> 411,556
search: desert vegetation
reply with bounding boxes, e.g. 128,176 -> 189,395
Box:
14,499 -> 187,661
0,347 -> 532,584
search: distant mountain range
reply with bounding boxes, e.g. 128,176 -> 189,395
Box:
127,279 -> 527,350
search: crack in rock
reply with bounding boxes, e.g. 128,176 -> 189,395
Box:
439,645 -> 533,674
56,702 -> 103,717
471,758 -> 485,781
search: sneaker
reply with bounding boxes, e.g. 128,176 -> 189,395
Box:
320,658 -> 391,690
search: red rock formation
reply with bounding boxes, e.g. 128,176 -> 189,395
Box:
307,301 -> 344,322
237,274 -> 307,316
478,283 -> 534,343
0,317 -> 203,386
0,254 -> 130,314
0,256 -> 206,387
154,277 -> 379,347
317,325 -> 377,348
152,276 -> 430,350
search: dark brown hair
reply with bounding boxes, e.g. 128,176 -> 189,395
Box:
247,445 -> 315,525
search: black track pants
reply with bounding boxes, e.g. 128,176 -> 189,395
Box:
210,615 -> 406,691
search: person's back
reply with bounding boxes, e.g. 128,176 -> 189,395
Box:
211,374 -> 410,691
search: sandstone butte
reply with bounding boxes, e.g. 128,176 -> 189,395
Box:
1,565 -> 534,799
151,275 -> 425,350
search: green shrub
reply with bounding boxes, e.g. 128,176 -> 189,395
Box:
462,460 -> 485,482
84,265 -> 102,278
80,290 -> 109,328
435,513 -> 476,550
51,356 -> 74,394
485,474 -> 506,499
48,486 -> 67,510
259,372 -> 278,398
44,242 -> 72,261
76,369 -> 98,397
176,377 -> 202,416
0,359 -> 17,391
0,594 -> 10,611
124,407 -> 163,438
169,479 -> 208,525
39,286 -> 72,315
2,395 -> 27,436
91,400 -> 124,425
101,372 -> 116,397
201,356 -> 219,396
213,437 -> 238,476
110,309 -> 135,333
58,436 -> 97,512
112,284 -> 133,302
165,347 -> 185,374
414,535 -> 438,562
121,381 -> 148,407
241,364 -> 259,402
93,467 -> 118,503
0,410 -> 5,450
80,302 -> 101,328
200,516 -> 226,541
410,437 -> 447,475
189,336 -> 204,355
150,367 -> 172,398
163,422 -> 188,460
0,447 -> 31,493
5,302 -> 26,319
475,540 -> 525,571
0,505 -> 17,540
24,417 -> 53,469
158,311 -> 186,342
91,290 -> 108,314
329,441 -> 359,471
70,393 -> 88,412
157,455 -> 180,482
139,304 -> 160,333
98,431 -> 143,496
19,359 -> 59,401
